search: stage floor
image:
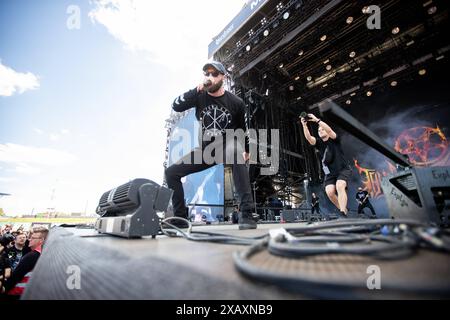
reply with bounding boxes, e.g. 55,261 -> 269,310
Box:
23,221 -> 450,300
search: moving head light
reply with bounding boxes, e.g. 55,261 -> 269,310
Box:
95,178 -> 173,238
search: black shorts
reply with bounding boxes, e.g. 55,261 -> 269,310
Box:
324,167 -> 352,187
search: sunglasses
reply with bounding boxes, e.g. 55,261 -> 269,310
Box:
203,71 -> 221,77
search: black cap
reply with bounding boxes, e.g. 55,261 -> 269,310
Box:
203,61 -> 227,75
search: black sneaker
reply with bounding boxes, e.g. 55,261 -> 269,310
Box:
239,211 -> 257,230
163,218 -> 189,229
339,211 -> 348,218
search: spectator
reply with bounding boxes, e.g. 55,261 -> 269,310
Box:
1,224 -> 12,236
3,227 -> 49,298
0,233 -> 14,298
6,233 -> 30,271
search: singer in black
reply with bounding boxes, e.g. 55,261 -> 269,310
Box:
165,61 -> 257,230
311,192 -> 320,215
356,187 -> 376,217
301,114 -> 352,217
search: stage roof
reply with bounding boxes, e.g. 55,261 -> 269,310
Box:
212,0 -> 449,110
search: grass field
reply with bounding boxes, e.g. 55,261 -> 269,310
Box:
0,216 -> 96,226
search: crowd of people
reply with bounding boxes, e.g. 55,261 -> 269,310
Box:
0,224 -> 49,300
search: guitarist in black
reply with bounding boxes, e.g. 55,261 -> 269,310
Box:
311,192 -> 320,215
355,187 -> 376,218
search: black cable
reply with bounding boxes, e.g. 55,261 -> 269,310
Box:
232,219 -> 450,298
191,230 -> 268,240
160,218 -> 268,246
232,235 -> 450,299
268,233 -> 418,259
266,219 -> 427,259
284,218 -> 426,234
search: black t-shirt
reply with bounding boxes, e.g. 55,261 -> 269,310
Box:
315,135 -> 349,175
4,250 -> 40,293
0,251 -> 11,275
6,245 -> 30,271
356,191 -> 369,203
312,196 -> 319,206
172,88 -> 247,149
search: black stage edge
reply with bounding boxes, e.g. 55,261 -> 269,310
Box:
22,224 -> 450,300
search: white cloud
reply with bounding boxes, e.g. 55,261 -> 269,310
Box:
0,60 -> 40,97
15,163 -> 41,175
88,0 -> 245,67
49,133 -> 60,141
0,177 -> 16,182
0,143 -> 76,166
33,129 -> 69,140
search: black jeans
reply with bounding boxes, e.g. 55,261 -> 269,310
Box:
165,139 -> 253,218
358,201 -> 376,215
312,204 -> 320,214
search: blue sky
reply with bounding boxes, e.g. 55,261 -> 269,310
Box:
0,0 -> 245,215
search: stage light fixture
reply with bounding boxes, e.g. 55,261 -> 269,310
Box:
263,29 -> 269,36
346,16 -> 354,24
366,90 -> 372,96
354,67 -> 360,72
95,179 -> 172,238
346,99 -> 351,105
283,11 -> 290,20
298,49 -> 304,56
262,73 -> 267,79
349,51 -> 356,58
289,85 -> 294,91
390,80 -> 398,87
261,17 -> 267,25
246,45 -> 251,52
276,2 -> 283,11
279,63 -> 284,68
362,6 -> 369,14
326,64 -> 332,71
392,27 -> 400,35
320,35 -> 327,41
428,6 -> 437,15
294,76 -> 300,81
419,68 -> 427,75
350,92 -> 356,97
323,59 -> 329,64
307,76 -> 312,81
322,83 -> 328,88
296,96 -> 302,100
